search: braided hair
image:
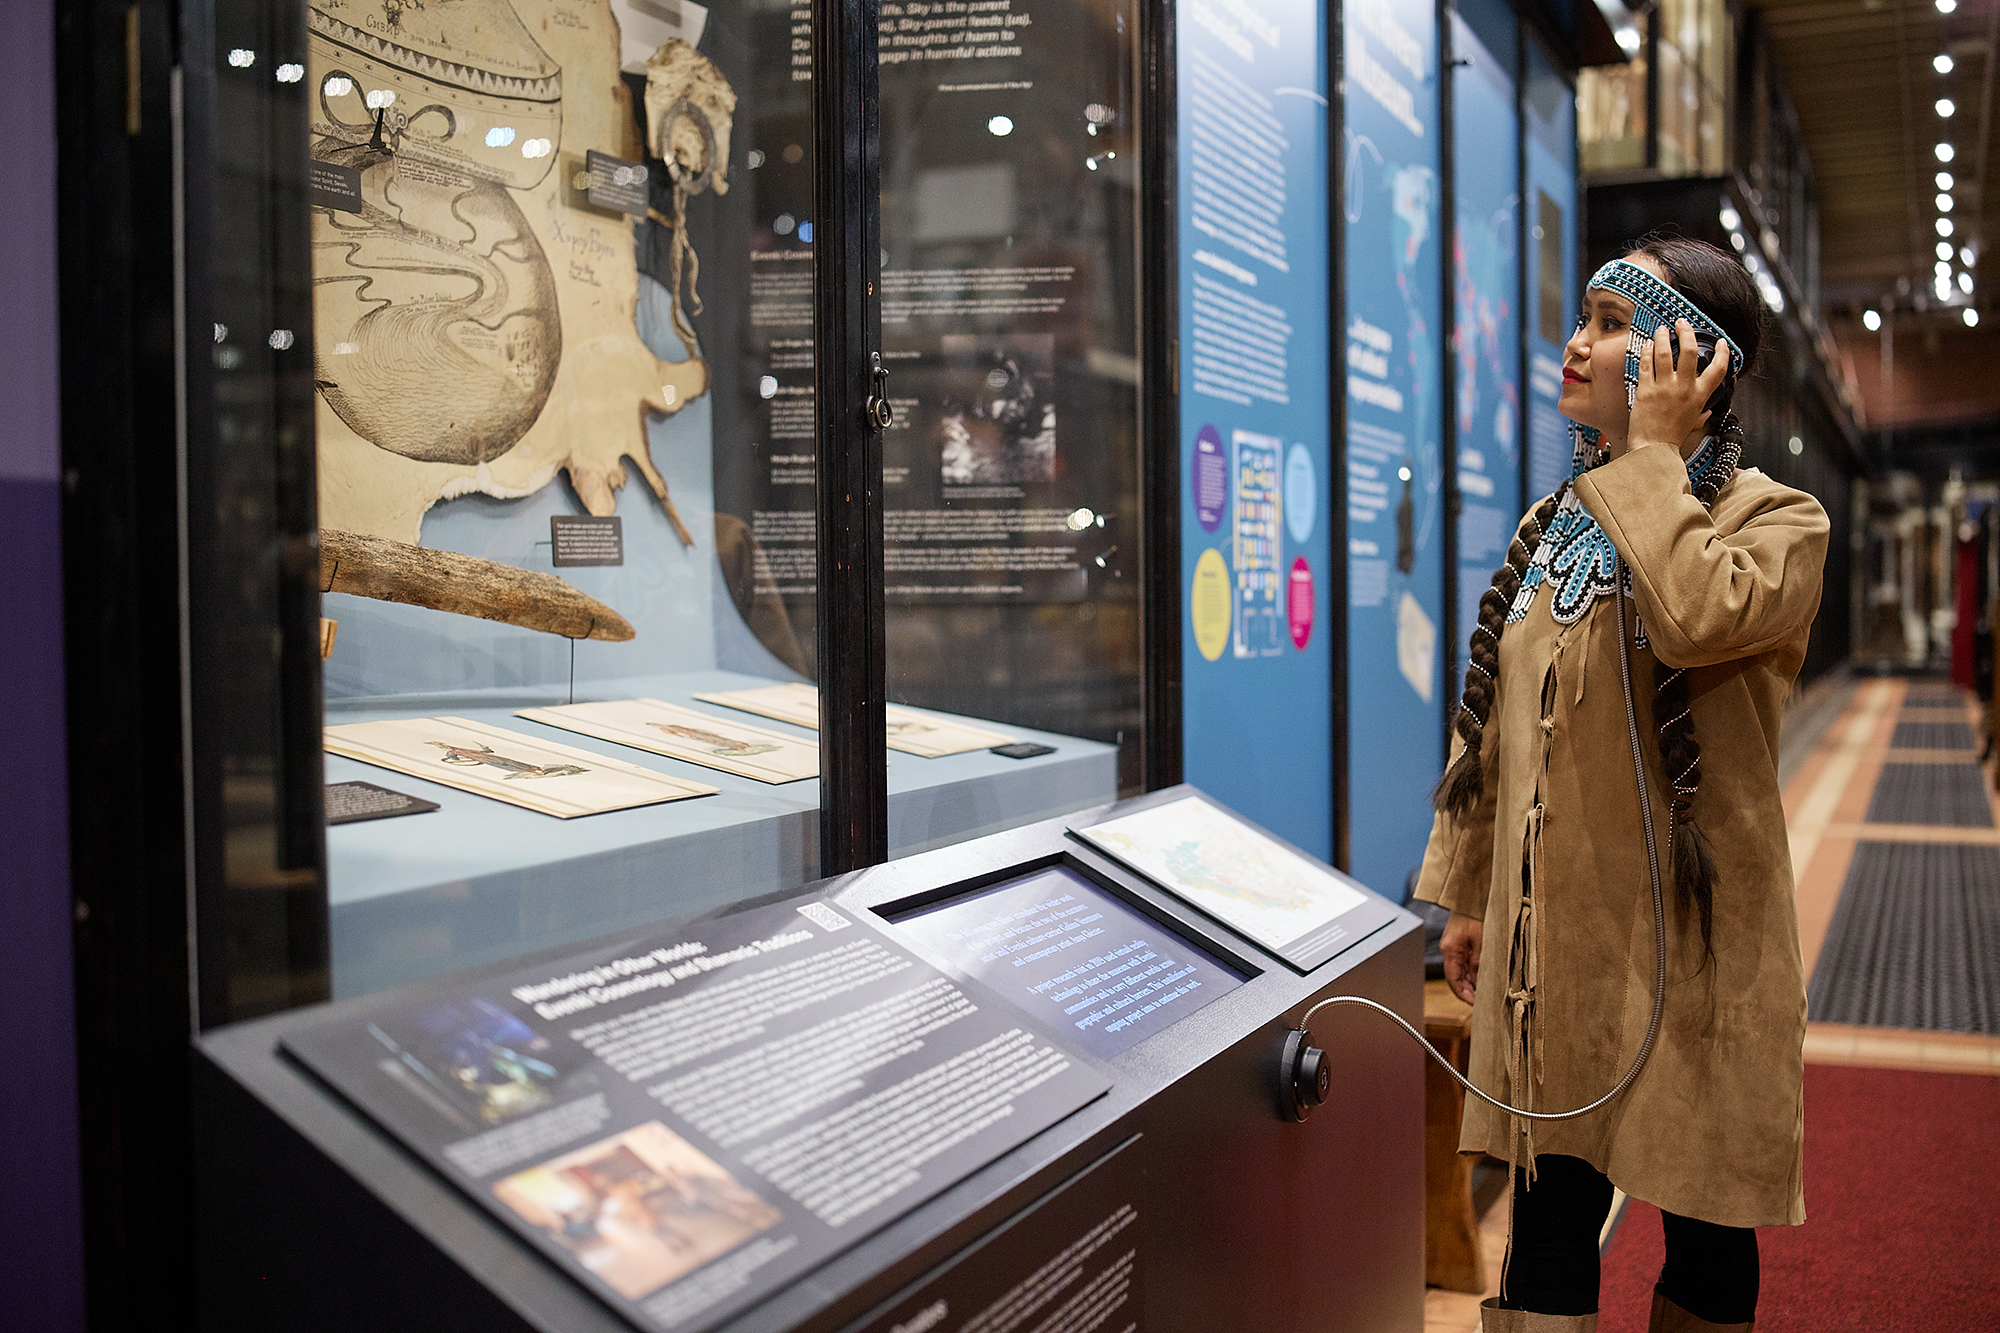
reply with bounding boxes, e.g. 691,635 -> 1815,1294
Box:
1432,483 -> 1571,822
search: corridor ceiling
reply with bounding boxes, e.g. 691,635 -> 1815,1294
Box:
1753,0 -> 2000,430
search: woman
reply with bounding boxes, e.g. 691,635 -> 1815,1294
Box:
1414,234 -> 1827,1333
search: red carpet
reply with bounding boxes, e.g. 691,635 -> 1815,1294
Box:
1597,1063 -> 2000,1331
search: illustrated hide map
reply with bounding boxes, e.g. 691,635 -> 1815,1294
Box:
308,0 -> 718,547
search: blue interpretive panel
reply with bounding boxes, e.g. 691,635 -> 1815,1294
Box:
1449,3 -> 1522,704
1343,0 -> 1442,895
1524,36 -> 1579,503
1176,0 -> 1335,859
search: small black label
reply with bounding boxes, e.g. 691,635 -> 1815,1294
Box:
310,160 -> 363,213
990,742 -> 1056,760
551,514 -> 624,567
325,781 -> 440,825
584,149 -> 650,216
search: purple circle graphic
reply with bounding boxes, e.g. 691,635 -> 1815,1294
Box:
1193,425 -> 1227,532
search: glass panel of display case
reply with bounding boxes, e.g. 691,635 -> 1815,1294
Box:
873,0 -> 1144,846
309,0 -> 832,998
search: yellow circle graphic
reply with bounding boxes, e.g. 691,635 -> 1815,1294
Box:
1191,547 -> 1231,662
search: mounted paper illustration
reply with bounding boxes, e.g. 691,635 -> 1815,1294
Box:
309,0 -> 736,640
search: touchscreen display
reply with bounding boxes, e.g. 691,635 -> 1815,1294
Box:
891,866 -> 1247,1059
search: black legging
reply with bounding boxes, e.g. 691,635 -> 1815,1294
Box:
1497,1155 -> 1759,1322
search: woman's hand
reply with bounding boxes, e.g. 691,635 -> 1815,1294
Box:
1441,911 -> 1484,1005
1628,318 -> 1731,454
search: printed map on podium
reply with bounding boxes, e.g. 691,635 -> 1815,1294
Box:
1077,795 -> 1369,970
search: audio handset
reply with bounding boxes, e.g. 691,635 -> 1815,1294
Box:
1668,325 -> 1736,424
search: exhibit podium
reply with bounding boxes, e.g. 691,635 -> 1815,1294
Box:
196,787 -> 1424,1333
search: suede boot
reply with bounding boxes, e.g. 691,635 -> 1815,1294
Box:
1479,1298 -> 1598,1331
1647,1288 -> 1753,1332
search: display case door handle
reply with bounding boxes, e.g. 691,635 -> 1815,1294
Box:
865,352 -> 895,431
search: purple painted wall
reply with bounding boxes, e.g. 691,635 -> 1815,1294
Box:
0,1 -> 85,1329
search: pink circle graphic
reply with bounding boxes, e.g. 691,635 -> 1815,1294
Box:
1287,557 -> 1314,649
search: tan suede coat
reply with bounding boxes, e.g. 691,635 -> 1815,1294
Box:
1414,444 -> 1829,1229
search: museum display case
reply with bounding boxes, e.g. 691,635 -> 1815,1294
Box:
170,0 -> 1161,1007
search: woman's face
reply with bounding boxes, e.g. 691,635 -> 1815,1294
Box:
1559,252 -> 1669,439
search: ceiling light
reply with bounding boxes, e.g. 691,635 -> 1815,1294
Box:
1961,272 -> 1975,294
1938,193 -> 1956,212
1965,308 -> 1980,327
1937,0 -> 1957,13
1935,54 -> 1955,74
1938,171 -> 1955,190
1938,217 -> 1956,236
1962,246 -> 1977,267
1939,260 -> 1954,277
1863,309 -> 1883,331
1937,274 -> 1954,299
1719,205 -> 1741,231
1939,241 -> 1956,260
1937,98 -> 1957,118
1616,27 -> 1642,53
1788,436 -> 1804,456
987,115 -> 1014,136
1729,232 -> 1746,252
1937,143 -> 1956,162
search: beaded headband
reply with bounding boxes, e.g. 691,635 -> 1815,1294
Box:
1583,258 -> 1745,408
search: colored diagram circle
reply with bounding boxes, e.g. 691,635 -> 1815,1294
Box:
1284,443 -> 1316,543
1193,425 -> 1228,532
1191,548 -> 1231,661
1288,557 -> 1314,649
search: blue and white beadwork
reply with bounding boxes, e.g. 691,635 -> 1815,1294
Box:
1506,261 -> 1744,627
1508,430 -> 1734,627
1587,258 -> 1745,409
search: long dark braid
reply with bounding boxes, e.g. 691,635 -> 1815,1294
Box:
1654,413 -> 1744,955
1433,483 -> 1571,821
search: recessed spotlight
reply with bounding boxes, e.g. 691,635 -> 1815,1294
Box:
365,88 -> 395,109
1936,143 -> 1955,162
323,76 -> 353,97
227,48 -> 256,67
1936,274 -> 1954,299
1937,0 -> 1957,13
1939,241 -> 1956,260
1935,54 -> 1955,74
1938,260 -> 1954,277
1961,272 -> 1974,294
1965,308 -> 1980,327
485,126 -> 515,147
1719,205 -> 1741,230
1862,309 -> 1883,331
1616,27 -> 1642,53
1939,217 -> 1956,236
1938,193 -> 1955,212
1788,436 -> 1804,456
1937,98 -> 1956,118
986,115 -> 1014,136
1937,171 -> 1955,190
275,63 -> 304,83
1729,232 -> 1746,252
1962,246 -> 1977,267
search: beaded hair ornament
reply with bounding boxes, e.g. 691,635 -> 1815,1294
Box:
1434,256 -> 1746,952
